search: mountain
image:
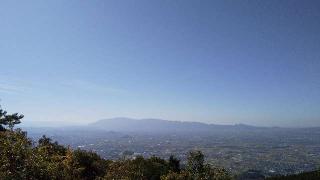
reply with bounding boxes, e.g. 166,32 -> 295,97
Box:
88,117 -> 265,133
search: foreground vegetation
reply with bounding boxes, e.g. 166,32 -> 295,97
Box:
0,107 -> 230,180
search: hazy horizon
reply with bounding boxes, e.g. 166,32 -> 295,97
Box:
1,0 -> 320,127
19,116 -> 320,129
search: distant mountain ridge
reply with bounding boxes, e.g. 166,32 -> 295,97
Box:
88,117 -> 265,133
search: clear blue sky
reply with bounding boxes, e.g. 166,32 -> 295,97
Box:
1,0 -> 319,127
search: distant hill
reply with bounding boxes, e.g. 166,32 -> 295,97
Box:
88,117 -> 265,133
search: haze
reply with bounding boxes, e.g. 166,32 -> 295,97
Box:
1,0 -> 319,127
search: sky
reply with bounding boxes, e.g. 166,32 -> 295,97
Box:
0,0 -> 320,127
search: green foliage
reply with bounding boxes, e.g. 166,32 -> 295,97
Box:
63,149 -> 108,180
161,171 -> 193,180
186,150 -> 205,176
0,109 -> 24,131
105,155 -> 170,180
37,135 -> 67,157
0,129 -> 33,179
31,135 -> 68,179
168,155 -> 180,173
161,151 -> 231,180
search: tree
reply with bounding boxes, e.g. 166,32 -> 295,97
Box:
161,171 -> 192,180
63,149 -> 108,180
201,165 -> 231,180
184,150 -> 231,180
32,135 -> 68,179
37,135 -> 67,156
168,155 -> 180,173
186,150 -> 205,176
0,107 -> 29,179
105,156 -> 171,180
0,109 -> 24,131
0,129 -> 34,179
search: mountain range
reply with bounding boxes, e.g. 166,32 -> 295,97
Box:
88,117 -> 266,133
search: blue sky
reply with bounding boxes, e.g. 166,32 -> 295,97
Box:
1,0 -> 319,127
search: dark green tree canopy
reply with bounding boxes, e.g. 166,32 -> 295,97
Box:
187,150 -> 205,175
0,108 -> 24,131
